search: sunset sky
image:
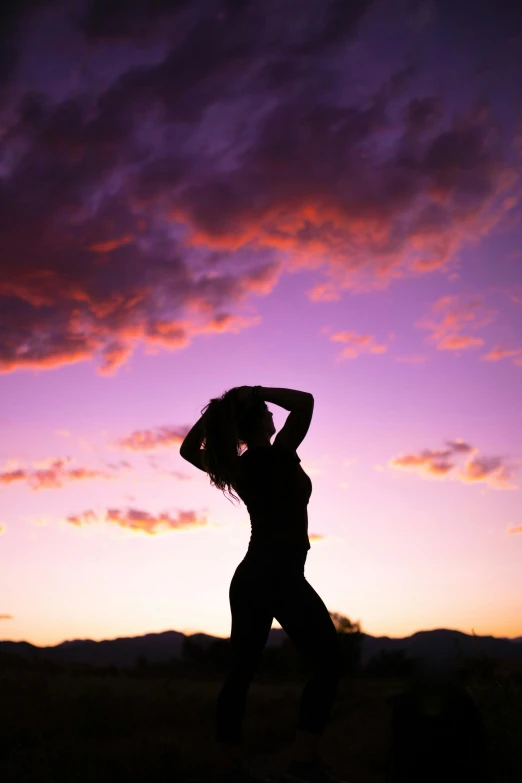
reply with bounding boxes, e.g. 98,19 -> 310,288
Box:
1,0 -> 522,648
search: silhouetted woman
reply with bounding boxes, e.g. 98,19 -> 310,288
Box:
180,386 -> 346,783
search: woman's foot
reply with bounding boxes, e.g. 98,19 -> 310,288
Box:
214,757 -> 274,783
280,757 -> 349,783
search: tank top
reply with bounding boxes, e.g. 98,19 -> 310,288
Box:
233,441 -> 313,557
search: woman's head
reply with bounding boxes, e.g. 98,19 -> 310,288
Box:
200,387 -> 275,504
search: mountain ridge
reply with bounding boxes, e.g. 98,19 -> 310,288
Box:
1,627 -> 522,668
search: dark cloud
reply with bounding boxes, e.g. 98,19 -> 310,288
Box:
446,440 -> 474,453
0,0 -> 520,374
293,0 -> 376,55
0,0 -> 59,88
404,97 -> 444,134
77,0 -> 190,43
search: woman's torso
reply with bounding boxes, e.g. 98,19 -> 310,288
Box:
233,442 -> 312,558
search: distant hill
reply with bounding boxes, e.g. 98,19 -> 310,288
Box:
0,630 -> 188,668
1,627 -> 521,669
0,628 -> 288,668
359,628 -> 522,665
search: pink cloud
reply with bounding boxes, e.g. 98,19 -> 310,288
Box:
0,457 -> 125,490
437,334 -> 485,350
395,354 -> 428,364
457,456 -> 517,490
117,426 -> 187,451
390,449 -> 454,477
307,282 -> 342,302
481,345 -> 522,366
67,507 -> 209,535
330,330 -> 388,360
418,294 -> 497,352
163,471 -> 192,481
389,440 -> 517,489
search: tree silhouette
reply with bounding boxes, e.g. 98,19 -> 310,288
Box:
329,612 -> 361,635
329,611 -> 363,676
181,636 -> 206,665
180,612 -> 363,677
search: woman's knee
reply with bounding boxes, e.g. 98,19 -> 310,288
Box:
226,658 -> 259,685
330,644 -> 345,679
310,640 -> 345,679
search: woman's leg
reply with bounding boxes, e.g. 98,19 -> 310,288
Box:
272,571 -> 344,760
213,559 -> 274,771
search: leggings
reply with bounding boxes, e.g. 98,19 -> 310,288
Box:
214,550 -> 344,745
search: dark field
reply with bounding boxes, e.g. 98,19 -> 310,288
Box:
1,658 -> 521,783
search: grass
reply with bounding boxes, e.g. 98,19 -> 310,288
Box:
466,664 -> 522,782
0,657 -> 521,782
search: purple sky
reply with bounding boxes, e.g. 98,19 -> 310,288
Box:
1,0 -> 522,646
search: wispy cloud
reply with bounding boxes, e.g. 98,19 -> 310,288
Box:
481,345 -> 522,367
329,330 -> 388,360
418,294 -> 497,352
458,456 -> 517,489
395,354 -> 428,364
0,614 -> 13,620
388,439 -> 517,489
447,439 -> 475,453
141,455 -> 192,480
390,448 -> 455,476
309,533 -> 326,542
116,426 -> 187,451
307,282 -> 341,303
66,507 -> 209,535
162,470 -> 192,481
0,457 -> 130,491
509,526 -> 522,534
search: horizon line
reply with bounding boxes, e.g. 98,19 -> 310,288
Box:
2,625 -> 521,649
